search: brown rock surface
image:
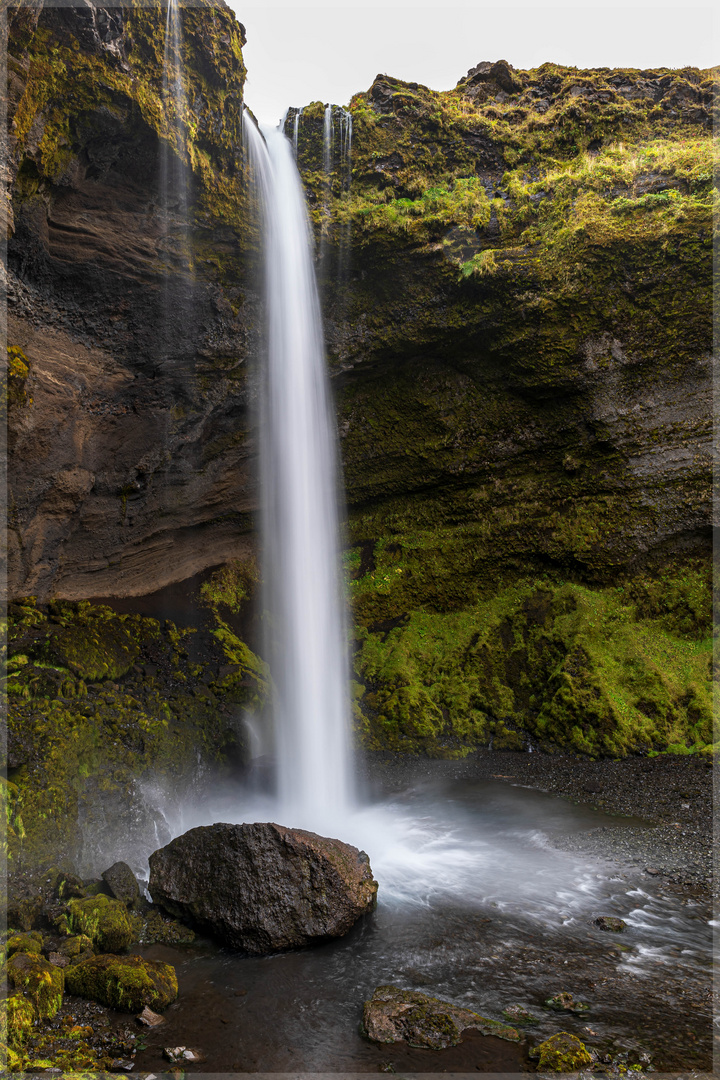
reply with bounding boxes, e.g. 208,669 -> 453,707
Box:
362,985 -> 521,1048
148,822 -> 378,953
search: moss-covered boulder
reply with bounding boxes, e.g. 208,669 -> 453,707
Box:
6,953 -> 64,1019
531,1031 -> 594,1070
57,934 -> 94,961
362,985 -> 520,1048
65,954 -> 178,1012
4,994 -> 36,1048
6,931 -> 43,957
65,895 -> 135,953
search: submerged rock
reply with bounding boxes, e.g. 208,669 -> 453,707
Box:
362,985 -> 520,1049
595,915 -> 627,932
65,954 -> 178,1012
502,1003 -> 538,1025
530,1032 -> 594,1071
545,990 -> 590,1014
148,822 -> 378,954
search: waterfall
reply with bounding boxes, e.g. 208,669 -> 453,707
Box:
242,112 -> 352,828
292,107 -> 303,159
159,0 -> 191,309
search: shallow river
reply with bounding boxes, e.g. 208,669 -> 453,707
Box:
133,769 -> 712,1073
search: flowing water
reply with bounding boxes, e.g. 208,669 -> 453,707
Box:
242,114 -> 352,832
133,765 -> 712,1072
160,0 -> 190,266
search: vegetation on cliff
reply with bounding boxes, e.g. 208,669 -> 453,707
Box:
285,61 -> 714,758
5,596 -> 266,869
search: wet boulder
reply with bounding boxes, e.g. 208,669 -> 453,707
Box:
148,822 -> 378,954
7,952 -> 64,1019
530,1032 -> 593,1071
595,915 -> 627,932
65,954 -> 178,1012
64,894 -> 135,952
362,985 -> 520,1049
102,861 -> 141,907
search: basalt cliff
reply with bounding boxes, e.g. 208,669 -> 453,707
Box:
4,1 -> 716,871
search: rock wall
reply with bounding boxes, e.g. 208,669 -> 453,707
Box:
5,17 -> 715,758
6,0 -> 254,599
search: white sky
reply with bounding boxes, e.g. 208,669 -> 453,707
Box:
230,4 -> 717,124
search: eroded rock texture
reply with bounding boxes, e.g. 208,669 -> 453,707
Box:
149,822 -> 378,952
7,0 -> 253,599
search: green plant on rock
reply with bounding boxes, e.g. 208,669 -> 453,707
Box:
4,994 -> 36,1048
65,954 -> 178,1012
6,953 -> 63,1020
200,557 -> 259,616
65,895 -> 135,953
530,1031 -> 593,1070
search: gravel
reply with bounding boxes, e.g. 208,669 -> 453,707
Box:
360,748 -> 714,898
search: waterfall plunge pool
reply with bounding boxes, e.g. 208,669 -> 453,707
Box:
127,765 -> 712,1073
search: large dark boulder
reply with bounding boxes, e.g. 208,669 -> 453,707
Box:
148,822 -> 378,954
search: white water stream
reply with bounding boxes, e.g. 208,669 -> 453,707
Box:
242,113 -> 352,832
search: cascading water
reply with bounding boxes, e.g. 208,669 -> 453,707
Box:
160,0 -> 191,279
242,112 -> 352,831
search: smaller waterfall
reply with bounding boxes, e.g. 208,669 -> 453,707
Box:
292,107 -> 304,159
161,0 -> 190,244
242,112 -> 352,829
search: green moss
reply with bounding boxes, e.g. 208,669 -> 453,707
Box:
351,568 -> 711,757
65,953 -> 178,1012
531,1031 -> 593,1070
6,932 -> 43,957
200,558 -> 259,616
65,895 -> 135,953
6,953 -> 64,1019
6,347 -> 32,410
4,994 -> 36,1048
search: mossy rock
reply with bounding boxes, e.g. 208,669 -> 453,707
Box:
0,1042 -> 24,1071
57,934 -> 94,959
531,1031 -> 594,1071
142,909 -> 196,945
48,618 -> 140,682
66,895 -> 135,952
6,953 -> 64,1020
4,994 -> 35,1048
65,953 -> 178,1012
6,932 -> 43,957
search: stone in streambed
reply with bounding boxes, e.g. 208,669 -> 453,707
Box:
594,915 -> 627,932
530,1032 -> 593,1071
502,1003 -> 538,1025
148,822 -> 378,954
362,985 -> 521,1049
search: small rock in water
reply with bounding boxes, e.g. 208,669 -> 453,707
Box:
544,991 -> 590,1014
362,985 -> 520,1049
149,822 -> 378,953
502,1003 -> 538,1025
645,867 -> 660,875
594,915 -> 627,932
163,1047 -> 205,1064
137,1005 -> 165,1027
530,1032 -> 593,1070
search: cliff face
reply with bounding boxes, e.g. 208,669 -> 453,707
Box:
7,0 -> 253,599
6,18 -> 715,759
289,62 -> 715,757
